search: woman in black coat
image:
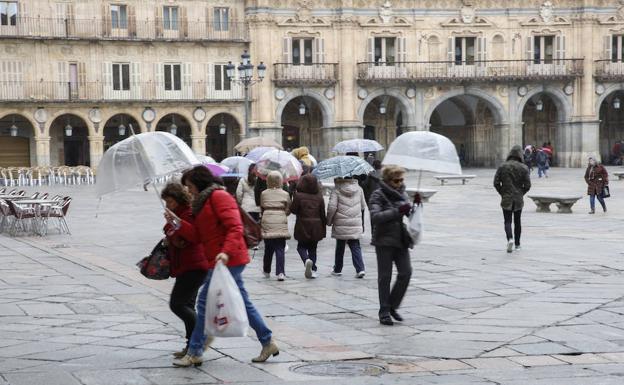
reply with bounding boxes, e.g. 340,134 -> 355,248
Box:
369,165 -> 415,326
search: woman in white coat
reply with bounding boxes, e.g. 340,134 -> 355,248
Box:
327,177 -> 366,278
236,164 -> 261,223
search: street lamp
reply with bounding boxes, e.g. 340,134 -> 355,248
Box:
298,102 -> 306,115
219,122 -> 227,135
64,116 -> 73,136
118,123 -> 126,136
614,97 -> 621,110
9,124 -> 18,137
225,50 -> 266,139
379,103 -> 387,115
169,116 -> 177,136
535,99 -> 543,111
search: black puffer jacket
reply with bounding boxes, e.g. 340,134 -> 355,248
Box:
369,181 -> 412,248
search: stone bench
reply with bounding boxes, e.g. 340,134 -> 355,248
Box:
528,194 -> 583,213
406,188 -> 437,202
613,171 -> 624,180
434,174 -> 477,185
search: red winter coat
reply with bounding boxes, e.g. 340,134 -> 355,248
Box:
163,205 -> 209,277
177,189 -> 250,269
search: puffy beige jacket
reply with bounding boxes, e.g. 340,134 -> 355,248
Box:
236,179 -> 260,213
260,171 -> 291,239
327,179 -> 366,240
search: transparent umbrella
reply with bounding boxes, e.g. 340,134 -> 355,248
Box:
255,150 -> 303,182
312,156 -> 373,180
96,132 -> 200,202
333,139 -> 384,154
234,137 -> 283,153
245,146 -> 276,162
221,156 -> 254,177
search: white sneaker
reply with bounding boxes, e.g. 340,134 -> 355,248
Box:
304,259 -> 313,279
515,244 -> 521,251
263,271 -> 270,278
285,244 -> 289,253
331,271 -> 342,276
310,271 -> 318,279
277,273 -> 285,281
356,271 -> 366,278
506,239 -> 514,253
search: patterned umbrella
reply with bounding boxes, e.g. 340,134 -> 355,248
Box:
333,139 -> 384,154
255,150 -> 303,182
312,156 -> 374,180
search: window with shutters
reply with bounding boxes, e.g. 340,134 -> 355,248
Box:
214,64 -> 231,91
111,4 -> 127,29
163,6 -> 178,31
374,37 -> 396,65
612,35 -> 624,63
292,38 -> 313,65
213,7 -> 229,31
454,37 -> 476,65
533,35 -> 554,64
112,63 -> 130,90
164,64 -> 181,90
0,1 -> 17,26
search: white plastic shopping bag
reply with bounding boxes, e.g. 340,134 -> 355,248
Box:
407,203 -> 423,244
205,261 -> 249,337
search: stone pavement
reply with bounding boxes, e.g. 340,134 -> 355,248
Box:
2,167 -> 624,384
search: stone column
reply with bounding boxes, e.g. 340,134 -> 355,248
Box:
191,134 -> 206,155
88,136 -> 104,170
495,123 -> 511,166
35,136 -> 51,167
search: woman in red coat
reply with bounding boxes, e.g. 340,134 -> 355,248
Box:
166,165 -> 278,367
160,183 -> 209,359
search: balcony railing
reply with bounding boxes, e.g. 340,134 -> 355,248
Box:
0,81 -> 245,102
273,63 -> 339,86
357,59 -> 584,83
0,17 -> 248,42
594,60 -> 624,81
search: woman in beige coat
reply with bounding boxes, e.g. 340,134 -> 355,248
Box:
327,177 -> 366,278
260,171 -> 291,281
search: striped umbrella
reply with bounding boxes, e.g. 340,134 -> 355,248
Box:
312,156 -> 373,180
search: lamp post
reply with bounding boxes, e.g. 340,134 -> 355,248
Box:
614,97 -> 621,110
226,50 -> 266,139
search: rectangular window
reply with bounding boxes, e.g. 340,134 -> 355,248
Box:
534,35 -> 554,64
214,64 -> 231,91
374,37 -> 396,65
213,7 -> 229,31
111,4 -> 128,29
163,6 -> 178,31
164,64 -> 181,90
112,63 -> 130,90
612,35 -> 624,62
0,1 -> 17,26
291,38 -> 313,65
454,37 -> 476,65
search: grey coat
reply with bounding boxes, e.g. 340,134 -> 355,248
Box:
493,146 -> 531,211
369,181 -> 412,249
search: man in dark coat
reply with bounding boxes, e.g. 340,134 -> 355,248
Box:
291,174 -> 326,279
369,165 -> 414,326
493,145 -> 531,253
361,160 -> 383,205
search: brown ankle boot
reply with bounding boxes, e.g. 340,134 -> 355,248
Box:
251,339 -> 279,363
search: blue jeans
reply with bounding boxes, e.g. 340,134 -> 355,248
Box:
537,165 -> 548,178
334,239 -> 365,273
589,194 -> 606,211
188,265 -> 272,356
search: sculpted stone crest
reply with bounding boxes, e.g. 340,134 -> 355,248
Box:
296,0 -> 313,23
379,1 -> 393,24
539,1 -> 554,23
460,5 -> 475,24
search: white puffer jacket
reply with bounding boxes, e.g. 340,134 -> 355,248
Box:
327,179 -> 366,240
236,178 -> 260,213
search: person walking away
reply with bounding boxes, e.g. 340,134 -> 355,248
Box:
493,145 -> 531,253
327,177 -> 366,278
165,166 -> 278,367
236,164 -> 261,223
362,160 -> 382,205
369,165 -> 415,326
584,156 -> 608,214
161,183 -> 209,359
260,171 -> 291,281
535,148 -> 549,178
291,173 -> 326,279
523,146 -> 534,172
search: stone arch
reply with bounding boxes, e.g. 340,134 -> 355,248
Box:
275,89 -> 333,128
153,108 -> 195,133
358,88 -> 416,129
45,109 -> 95,137
0,111 -> 39,138
101,110 -> 144,134
595,84 -> 624,115
205,109 -> 244,133
516,85 -> 572,123
424,87 -> 507,127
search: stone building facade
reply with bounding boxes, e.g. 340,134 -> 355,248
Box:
1,0 -> 624,168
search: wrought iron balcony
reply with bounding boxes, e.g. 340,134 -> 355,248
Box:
0,81 -> 245,102
594,60 -> 624,81
357,59 -> 584,84
0,17 -> 248,42
273,63 -> 339,86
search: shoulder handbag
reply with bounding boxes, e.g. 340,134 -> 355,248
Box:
136,239 -> 170,280
602,185 -> 610,198
238,205 -> 262,248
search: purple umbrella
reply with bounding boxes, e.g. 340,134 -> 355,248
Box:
203,163 -> 229,177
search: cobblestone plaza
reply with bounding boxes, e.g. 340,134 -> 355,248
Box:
2,167 -> 624,384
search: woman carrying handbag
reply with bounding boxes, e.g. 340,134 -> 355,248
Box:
584,156 -> 609,214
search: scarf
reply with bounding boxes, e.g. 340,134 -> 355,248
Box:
191,184 -> 224,215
